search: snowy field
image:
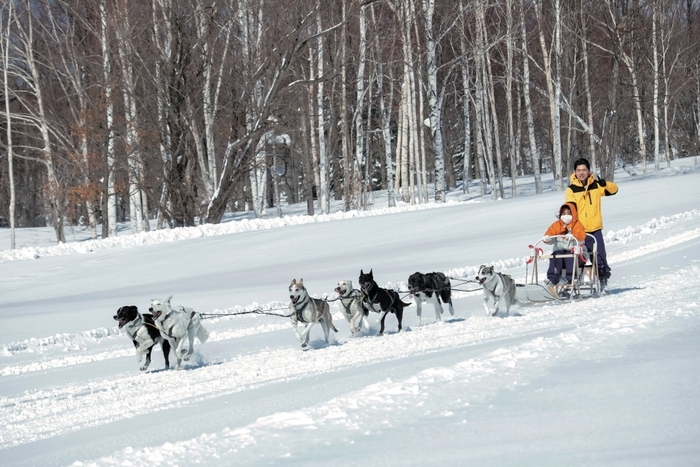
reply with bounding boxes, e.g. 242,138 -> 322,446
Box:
1,159 -> 700,466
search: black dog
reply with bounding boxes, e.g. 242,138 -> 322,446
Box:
358,269 -> 411,335
114,305 -> 171,371
407,271 -> 455,326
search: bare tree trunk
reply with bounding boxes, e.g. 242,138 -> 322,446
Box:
519,0 -> 541,193
534,0 -> 563,190
652,0 -> 660,171
372,5 -> 396,207
100,0 -> 118,237
352,2 -> 368,209
341,0 -> 353,211
423,0 -> 445,202
506,0 -> 517,197
307,53 -> 318,215
579,0 -> 597,173
2,0 -> 15,248
115,0 -> 148,233
473,1 -> 489,196
459,0 -> 473,194
316,1 -> 330,213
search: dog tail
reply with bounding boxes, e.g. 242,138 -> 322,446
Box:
197,325 -> 210,343
402,300 -> 411,307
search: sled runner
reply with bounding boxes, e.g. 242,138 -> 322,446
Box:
516,234 -> 601,302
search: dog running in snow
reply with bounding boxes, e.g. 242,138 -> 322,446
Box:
358,269 -> 411,335
289,279 -> 338,347
334,279 -> 370,335
113,305 -> 171,371
475,265 -> 517,317
407,271 -> 455,326
149,296 -> 209,369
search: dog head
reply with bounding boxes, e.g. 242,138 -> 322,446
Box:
148,296 -> 173,320
289,279 -> 308,305
358,269 -> 375,291
407,272 -> 427,293
475,265 -> 494,285
334,280 -> 354,297
113,305 -> 140,329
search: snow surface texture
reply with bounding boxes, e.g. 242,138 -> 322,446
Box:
1,159 -> 700,467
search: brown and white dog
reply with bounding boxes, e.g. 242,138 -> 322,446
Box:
289,279 -> 338,348
334,280 -> 370,335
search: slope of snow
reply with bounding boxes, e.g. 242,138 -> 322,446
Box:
1,160 -> 700,466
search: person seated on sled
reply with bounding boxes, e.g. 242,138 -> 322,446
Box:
542,202 -> 587,295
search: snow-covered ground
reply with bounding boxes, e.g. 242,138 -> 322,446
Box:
1,159 -> 700,467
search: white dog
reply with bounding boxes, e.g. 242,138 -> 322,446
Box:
149,296 -> 209,368
334,280 -> 370,335
289,279 -> 338,348
475,265 -> 517,317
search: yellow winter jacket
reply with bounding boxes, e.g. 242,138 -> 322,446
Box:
564,173 -> 618,232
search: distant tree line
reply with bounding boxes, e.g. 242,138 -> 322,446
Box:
1,0 -> 699,246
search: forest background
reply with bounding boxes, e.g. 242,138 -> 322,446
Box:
1,0 -> 699,245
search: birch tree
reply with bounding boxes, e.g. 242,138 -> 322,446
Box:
1,0 -> 15,248
533,0 -> 563,190
115,0 -> 149,233
100,0 -> 117,237
423,0 -> 446,202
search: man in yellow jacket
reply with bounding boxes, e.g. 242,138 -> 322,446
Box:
565,158 -> 618,290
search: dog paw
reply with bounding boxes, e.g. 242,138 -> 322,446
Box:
301,343 -> 307,348
140,365 -> 148,371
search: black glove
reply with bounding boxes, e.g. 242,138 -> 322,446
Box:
596,175 -> 606,187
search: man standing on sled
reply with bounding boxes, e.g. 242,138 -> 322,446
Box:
565,158 -> 618,291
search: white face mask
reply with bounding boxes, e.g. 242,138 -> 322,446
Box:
560,214 -> 573,225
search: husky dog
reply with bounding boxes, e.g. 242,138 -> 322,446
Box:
475,265 -> 517,317
289,279 -> 338,348
114,305 -> 171,371
407,271 -> 455,326
358,269 -> 411,335
334,280 -> 370,335
149,296 -> 210,369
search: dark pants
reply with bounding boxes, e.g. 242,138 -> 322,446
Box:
547,250 -> 574,284
584,229 -> 610,280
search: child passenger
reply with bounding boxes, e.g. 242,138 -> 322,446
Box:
542,202 -> 587,294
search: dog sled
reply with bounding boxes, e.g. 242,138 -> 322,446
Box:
515,234 -> 601,303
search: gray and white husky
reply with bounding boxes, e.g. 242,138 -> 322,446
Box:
475,265 -> 517,317
334,280 -> 370,335
289,279 -> 338,348
149,296 -> 209,369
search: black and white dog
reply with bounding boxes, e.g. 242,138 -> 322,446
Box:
475,265 -> 517,317
149,296 -> 210,369
358,269 -> 410,335
334,279 -> 370,335
113,305 -> 171,371
289,279 -> 338,348
407,271 -> 455,326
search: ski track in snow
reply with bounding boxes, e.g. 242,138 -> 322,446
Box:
1,209 -> 699,458
2,207 -> 698,365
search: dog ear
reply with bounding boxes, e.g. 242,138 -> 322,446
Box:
299,278 -> 304,286
290,278 -> 296,285
167,295 -> 173,302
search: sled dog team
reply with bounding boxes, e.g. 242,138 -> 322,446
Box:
115,158 -> 616,367
113,265 -> 515,370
